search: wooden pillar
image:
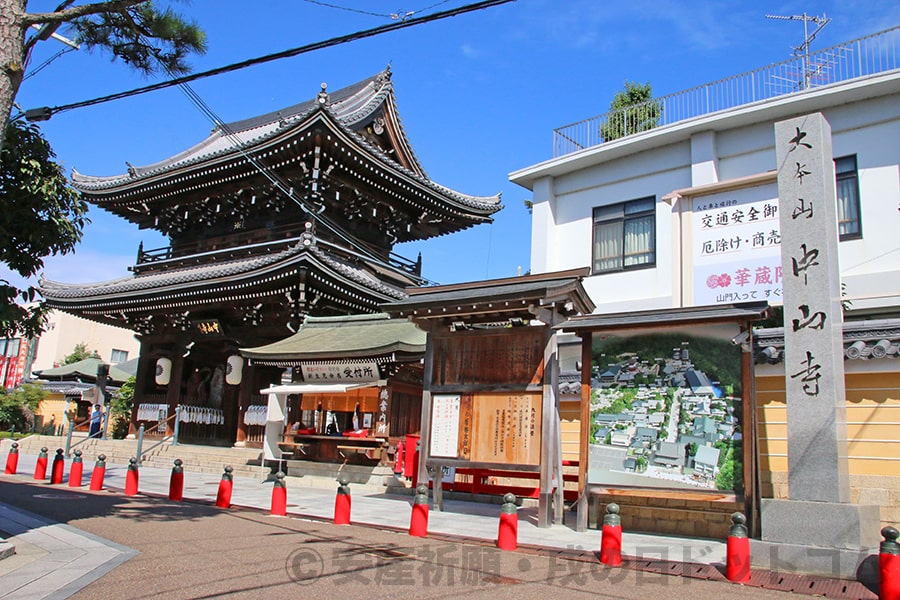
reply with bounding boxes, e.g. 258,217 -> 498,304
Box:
130,340 -> 154,437
538,314 -> 560,528
576,331 -> 592,532
234,360 -> 253,446
741,325 -> 761,538
164,353 -> 185,436
417,330 -> 436,508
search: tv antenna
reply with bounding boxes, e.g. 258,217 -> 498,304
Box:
765,12 -> 831,89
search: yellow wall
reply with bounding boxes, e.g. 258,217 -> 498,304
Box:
756,367 -> 900,527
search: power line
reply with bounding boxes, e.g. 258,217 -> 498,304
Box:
25,0 -> 516,121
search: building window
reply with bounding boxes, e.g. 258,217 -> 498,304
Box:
592,196 -> 656,273
835,155 -> 861,240
110,349 -> 129,364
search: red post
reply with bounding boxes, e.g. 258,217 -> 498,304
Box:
68,449 -> 84,487
215,465 -> 233,508
334,478 -> 351,525
89,454 -> 107,490
169,459 -> 184,501
393,439 -> 404,476
497,493 -> 518,551
881,526 -> 900,600
726,512 -> 751,583
600,502 -> 623,566
409,484 -> 429,537
125,457 -> 139,496
50,448 -> 65,484
4,442 -> 19,474
270,471 -> 287,516
33,446 -> 48,480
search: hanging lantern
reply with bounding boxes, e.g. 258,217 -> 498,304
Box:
226,355 -> 243,385
155,357 -> 172,386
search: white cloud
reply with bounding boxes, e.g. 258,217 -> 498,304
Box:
460,43 -> 481,58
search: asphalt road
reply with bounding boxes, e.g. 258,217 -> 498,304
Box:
0,479 -> 792,599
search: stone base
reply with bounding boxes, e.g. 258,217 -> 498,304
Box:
752,498 -> 881,578
749,539 -> 877,580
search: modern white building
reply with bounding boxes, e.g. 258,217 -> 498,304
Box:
511,28 -> 900,320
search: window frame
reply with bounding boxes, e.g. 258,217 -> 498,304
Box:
835,154 -> 862,241
591,196 -> 656,274
110,348 -> 129,364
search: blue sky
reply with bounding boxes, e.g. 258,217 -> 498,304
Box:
6,0 -> 900,291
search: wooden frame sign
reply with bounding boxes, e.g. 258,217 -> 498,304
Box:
430,392 -> 542,466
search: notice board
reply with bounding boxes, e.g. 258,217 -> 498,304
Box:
430,392 -> 542,466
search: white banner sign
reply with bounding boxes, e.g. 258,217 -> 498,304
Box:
300,361 -> 379,382
692,183 -> 785,306
430,394 -> 461,458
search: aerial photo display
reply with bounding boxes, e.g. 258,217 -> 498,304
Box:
587,327 -> 744,492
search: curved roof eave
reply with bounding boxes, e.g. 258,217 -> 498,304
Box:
39,243 -> 408,305
71,69 -> 395,190
70,72 -> 502,219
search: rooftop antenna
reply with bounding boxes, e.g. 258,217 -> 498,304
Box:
765,12 -> 831,90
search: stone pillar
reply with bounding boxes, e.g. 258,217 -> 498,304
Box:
751,113 -> 880,578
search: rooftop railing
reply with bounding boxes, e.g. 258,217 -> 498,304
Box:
552,26 -> 900,158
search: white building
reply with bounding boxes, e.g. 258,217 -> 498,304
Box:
511,29 -> 900,319
30,309 -> 139,373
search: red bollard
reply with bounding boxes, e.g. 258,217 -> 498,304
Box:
68,449 -> 84,487
497,493 -> 518,551
881,526 -> 900,600
215,465 -> 233,508
33,447 -> 48,480
600,502 -> 623,566
409,484 -> 429,537
50,448 -> 65,484
334,478 -> 351,525
393,439 -> 404,476
4,442 -> 19,474
270,471 -> 287,516
726,512 -> 751,583
169,459 -> 184,501
89,454 -> 107,491
125,457 -> 140,496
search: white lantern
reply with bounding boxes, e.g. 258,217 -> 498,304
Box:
155,357 -> 172,386
226,355 -> 243,385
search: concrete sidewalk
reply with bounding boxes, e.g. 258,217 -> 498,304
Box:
4,450 -> 725,565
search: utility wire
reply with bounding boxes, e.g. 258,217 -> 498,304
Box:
301,0 -> 452,21
27,0 -> 516,120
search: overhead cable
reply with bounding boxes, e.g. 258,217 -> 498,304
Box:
25,0 -> 516,121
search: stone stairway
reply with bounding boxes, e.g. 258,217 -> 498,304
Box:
11,435 -> 265,479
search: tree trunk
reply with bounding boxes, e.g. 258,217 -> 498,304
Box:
0,0 -> 27,149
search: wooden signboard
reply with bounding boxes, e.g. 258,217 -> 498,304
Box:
429,391 -> 542,466
432,329 -> 544,387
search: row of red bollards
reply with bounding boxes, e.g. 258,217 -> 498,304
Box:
5,441 -> 900,597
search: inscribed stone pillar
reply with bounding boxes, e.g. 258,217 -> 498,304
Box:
775,113 -> 850,503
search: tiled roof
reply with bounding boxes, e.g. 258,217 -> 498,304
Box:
39,241 -> 407,303
69,69 -> 501,215
241,313 -> 425,360
71,70 -> 397,189
754,318 -> 900,363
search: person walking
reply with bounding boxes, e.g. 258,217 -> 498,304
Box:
89,405 -> 103,438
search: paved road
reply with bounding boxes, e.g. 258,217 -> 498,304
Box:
0,478 -> 792,600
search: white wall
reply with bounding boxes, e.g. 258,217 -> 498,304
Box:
517,72 -> 900,317
31,310 -> 140,373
